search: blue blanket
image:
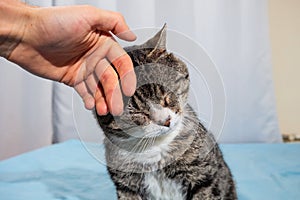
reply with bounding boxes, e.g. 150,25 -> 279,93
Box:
0,140 -> 299,200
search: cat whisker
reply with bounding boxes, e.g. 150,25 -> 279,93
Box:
117,136 -> 148,171
126,138 -> 151,176
142,137 -> 152,152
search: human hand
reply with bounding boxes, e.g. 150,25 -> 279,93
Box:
0,2 -> 136,116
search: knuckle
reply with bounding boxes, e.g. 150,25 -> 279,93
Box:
113,56 -> 126,68
105,88 -> 115,97
101,68 -> 118,83
81,5 -> 94,14
114,12 -> 124,20
113,54 -> 133,72
83,5 -> 95,11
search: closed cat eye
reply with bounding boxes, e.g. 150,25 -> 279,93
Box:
163,93 -> 177,107
163,95 -> 171,107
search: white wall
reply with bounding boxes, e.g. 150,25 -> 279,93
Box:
0,58 -> 53,160
0,0 -> 283,160
269,0 -> 300,135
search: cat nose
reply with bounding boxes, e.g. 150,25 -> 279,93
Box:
163,116 -> 171,127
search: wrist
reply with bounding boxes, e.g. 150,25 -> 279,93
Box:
0,1 -> 34,58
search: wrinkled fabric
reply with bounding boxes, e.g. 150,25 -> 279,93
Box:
0,140 -> 299,200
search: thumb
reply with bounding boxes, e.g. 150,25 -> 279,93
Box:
88,7 -> 136,41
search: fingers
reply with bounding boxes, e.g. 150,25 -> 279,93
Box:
105,39 -> 137,96
77,57 -> 125,116
94,58 -> 123,116
110,54 -> 136,96
88,8 -> 136,41
74,78 -> 109,116
74,82 -> 95,110
98,64 -> 124,116
85,73 -> 98,95
75,33 -> 136,116
89,36 -> 136,110
94,83 -> 108,115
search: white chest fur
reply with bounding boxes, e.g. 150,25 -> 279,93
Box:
144,172 -> 185,200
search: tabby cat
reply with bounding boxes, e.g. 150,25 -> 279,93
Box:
95,24 -> 237,200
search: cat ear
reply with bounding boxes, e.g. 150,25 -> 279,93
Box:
143,23 -> 167,51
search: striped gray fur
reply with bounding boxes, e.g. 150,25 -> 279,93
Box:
95,24 -> 237,200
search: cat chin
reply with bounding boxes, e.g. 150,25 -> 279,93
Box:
118,116 -> 183,148
125,120 -> 184,165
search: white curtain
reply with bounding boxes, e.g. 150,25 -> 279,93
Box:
0,0 -> 282,160
0,1 -> 54,160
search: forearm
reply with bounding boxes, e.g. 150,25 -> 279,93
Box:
0,0 -> 33,58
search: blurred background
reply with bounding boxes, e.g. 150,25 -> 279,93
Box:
0,0 -> 299,160
269,0 -> 300,139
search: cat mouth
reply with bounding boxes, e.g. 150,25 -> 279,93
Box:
143,117 -> 182,138
114,116 -> 183,153
119,114 -> 182,139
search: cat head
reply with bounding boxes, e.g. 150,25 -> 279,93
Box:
96,24 -> 190,140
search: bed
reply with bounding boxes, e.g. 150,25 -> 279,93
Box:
0,139 -> 299,200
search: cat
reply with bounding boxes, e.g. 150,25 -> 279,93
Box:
95,24 -> 237,200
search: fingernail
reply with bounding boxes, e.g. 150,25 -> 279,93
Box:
118,31 -> 137,41
96,103 -> 108,116
85,98 -> 95,110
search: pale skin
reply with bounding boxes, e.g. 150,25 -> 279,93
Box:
0,0 -> 137,116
